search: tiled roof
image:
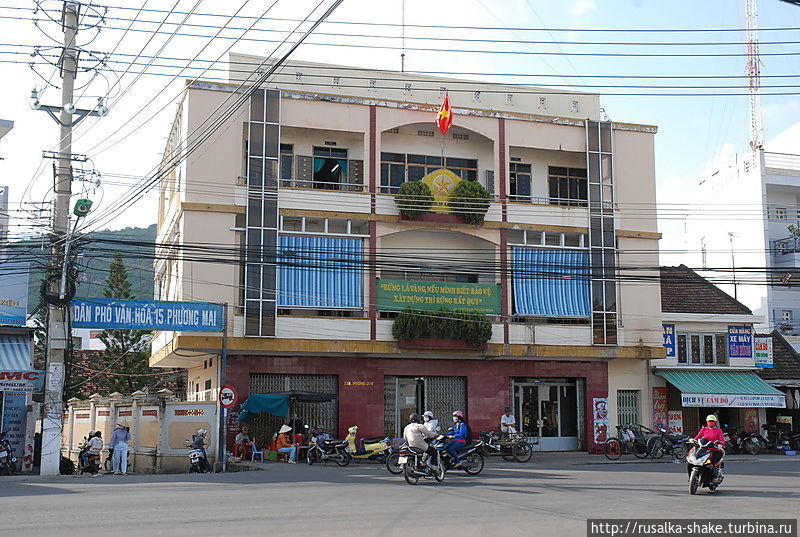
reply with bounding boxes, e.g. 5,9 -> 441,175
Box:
757,331 -> 800,381
660,265 -> 752,315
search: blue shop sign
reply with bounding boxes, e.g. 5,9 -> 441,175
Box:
728,325 -> 753,359
662,324 -> 676,358
70,298 -> 224,332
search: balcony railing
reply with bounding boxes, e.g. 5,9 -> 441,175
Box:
774,236 -> 800,255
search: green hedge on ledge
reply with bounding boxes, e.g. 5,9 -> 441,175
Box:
391,307 -> 493,348
449,180 -> 491,225
395,180 -> 434,219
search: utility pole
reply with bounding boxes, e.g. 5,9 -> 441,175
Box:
40,1 -> 79,476
729,232 -> 738,301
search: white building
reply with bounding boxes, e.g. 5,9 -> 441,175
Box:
686,141 -> 800,334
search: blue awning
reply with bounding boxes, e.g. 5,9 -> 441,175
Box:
238,393 -> 290,422
278,235 -> 363,309
512,248 -> 590,317
0,335 -> 32,370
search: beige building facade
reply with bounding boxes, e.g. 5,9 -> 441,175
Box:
150,56 -> 663,452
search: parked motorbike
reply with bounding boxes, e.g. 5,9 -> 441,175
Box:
431,435 -> 486,475
397,442 -> 445,485
344,426 -> 391,463
762,424 -> 792,453
737,428 -> 767,454
686,438 -> 725,495
306,437 -> 351,466
721,425 -> 742,454
647,428 -> 688,461
0,430 -> 17,476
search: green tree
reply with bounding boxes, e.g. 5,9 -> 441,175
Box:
96,255 -> 156,394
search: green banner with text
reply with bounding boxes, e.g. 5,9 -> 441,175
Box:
376,279 -> 501,314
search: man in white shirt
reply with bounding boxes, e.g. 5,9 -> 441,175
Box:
423,410 -> 440,435
81,431 -> 104,467
500,408 -> 517,434
403,413 -> 439,468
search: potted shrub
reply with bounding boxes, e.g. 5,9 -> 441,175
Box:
449,180 -> 491,225
392,307 -> 493,349
395,181 -> 433,219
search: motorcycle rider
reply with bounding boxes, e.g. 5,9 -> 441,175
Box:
694,414 -> 725,481
445,410 -> 470,467
423,411 -> 440,435
403,413 -> 439,468
191,429 -> 209,471
81,431 -> 103,468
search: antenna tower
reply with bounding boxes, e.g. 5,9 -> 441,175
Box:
746,0 -> 764,152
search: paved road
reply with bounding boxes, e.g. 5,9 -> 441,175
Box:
1,455 -> 798,537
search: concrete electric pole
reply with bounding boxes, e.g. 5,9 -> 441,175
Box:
39,0 -> 79,476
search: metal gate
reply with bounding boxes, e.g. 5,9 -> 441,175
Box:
248,374 -> 338,443
424,376 -> 467,427
383,376 -> 467,436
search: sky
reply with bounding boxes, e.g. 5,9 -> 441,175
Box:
0,0 -> 799,264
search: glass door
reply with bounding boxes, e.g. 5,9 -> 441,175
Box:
540,386 -> 559,437
396,378 -> 423,432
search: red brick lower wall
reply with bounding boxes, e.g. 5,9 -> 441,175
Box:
226,355 -> 608,453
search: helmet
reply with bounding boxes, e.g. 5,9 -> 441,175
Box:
409,413 -> 421,424
705,415 -> 718,423
197,428 -> 207,435
423,410 -> 434,419
504,407 -> 512,413
452,410 -> 464,419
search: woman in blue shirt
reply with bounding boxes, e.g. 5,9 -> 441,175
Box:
445,410 -> 469,466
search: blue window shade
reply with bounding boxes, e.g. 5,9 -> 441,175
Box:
512,248 -> 590,317
278,235 -> 363,308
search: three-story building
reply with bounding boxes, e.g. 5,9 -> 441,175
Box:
150,56 -> 664,452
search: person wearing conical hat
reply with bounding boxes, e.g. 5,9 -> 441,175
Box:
109,420 -> 131,475
275,424 -> 297,463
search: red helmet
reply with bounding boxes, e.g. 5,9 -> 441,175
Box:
452,410 -> 464,418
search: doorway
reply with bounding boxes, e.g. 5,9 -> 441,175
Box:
384,376 -> 467,436
513,379 -> 579,451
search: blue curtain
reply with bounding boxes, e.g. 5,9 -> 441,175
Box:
278,235 -> 363,308
313,157 -> 326,173
512,248 -> 590,317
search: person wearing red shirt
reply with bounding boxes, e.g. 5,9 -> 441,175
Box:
694,414 -> 725,481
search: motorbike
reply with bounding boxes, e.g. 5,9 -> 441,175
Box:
737,428 -> 767,454
721,425 -> 742,454
306,436 -> 351,466
686,438 -> 725,495
185,439 -> 210,473
647,428 -> 689,461
344,426 -> 392,463
431,434 -> 486,475
397,441 -> 445,485
0,430 -> 17,476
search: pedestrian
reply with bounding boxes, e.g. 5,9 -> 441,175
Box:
109,420 -> 131,475
500,407 -> 517,435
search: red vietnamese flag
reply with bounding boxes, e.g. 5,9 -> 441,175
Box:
435,92 -> 453,135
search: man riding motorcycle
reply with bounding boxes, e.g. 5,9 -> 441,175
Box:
403,413 -> 439,468
694,414 -> 725,482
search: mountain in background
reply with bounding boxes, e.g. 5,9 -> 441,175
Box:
20,224 -> 156,312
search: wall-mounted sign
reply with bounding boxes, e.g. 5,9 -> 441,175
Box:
71,298 -> 224,332
667,410 -> 683,434
681,393 -> 785,408
662,324 -> 676,358
652,387 -> 668,430
0,370 -> 45,392
754,336 -> 773,368
592,398 -> 609,444
727,325 -> 753,359
0,263 -> 29,326
376,279 -> 501,314
421,169 -> 462,213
